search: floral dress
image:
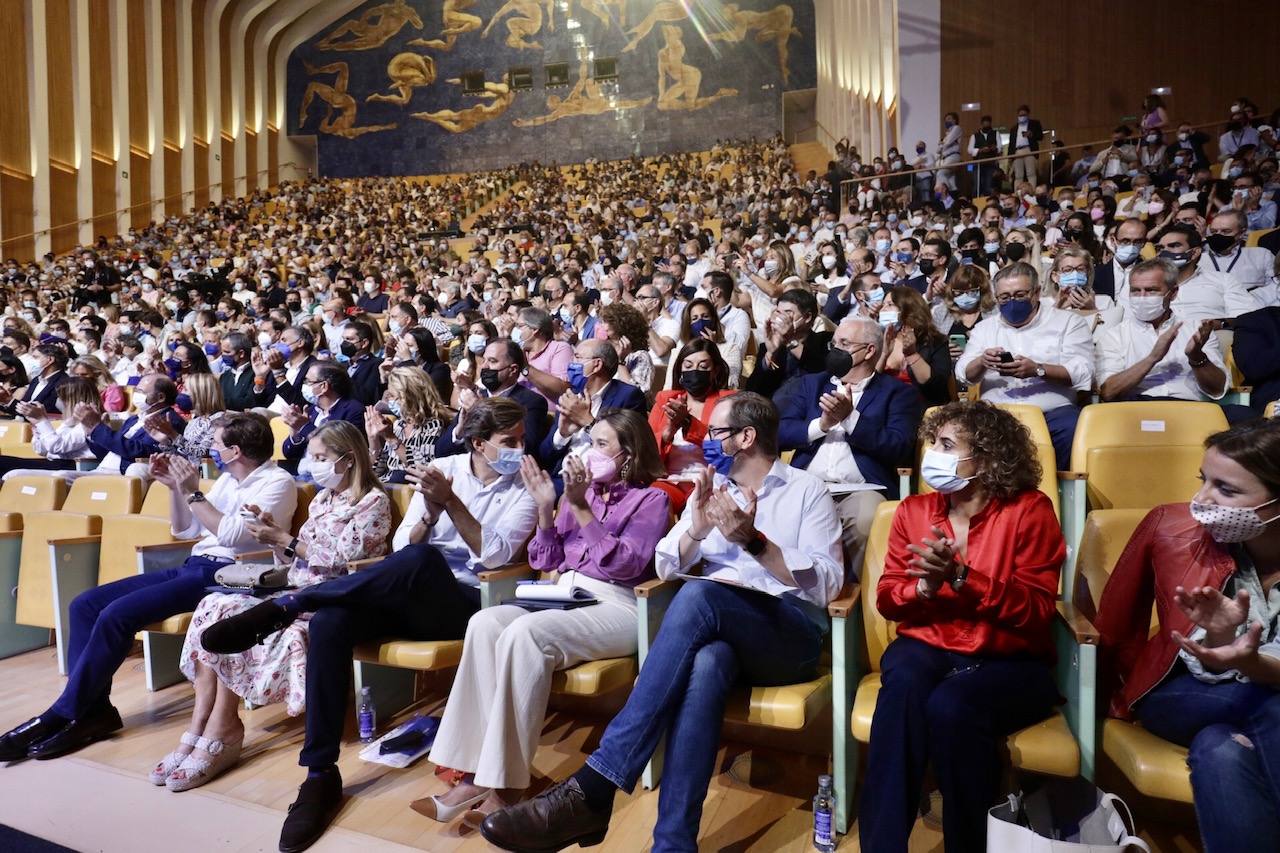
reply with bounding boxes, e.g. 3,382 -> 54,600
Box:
179,487 -> 392,715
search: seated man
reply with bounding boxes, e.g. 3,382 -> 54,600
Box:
218,332 -> 274,411
776,317 -> 922,569
479,393 -> 844,852
78,372 -> 187,476
539,338 -> 648,475
340,319 -> 384,406
0,342 -> 68,415
956,261 -> 1094,467
280,361 -> 365,467
1197,209 -> 1278,307
1096,259 -> 1228,405
437,340 -> 547,458
1232,299 -> 1280,415
744,289 -> 833,398
197,397 -> 537,853
1156,223 -> 1262,323
0,414 -> 296,760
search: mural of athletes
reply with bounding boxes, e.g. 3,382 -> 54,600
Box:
287,0 -> 816,176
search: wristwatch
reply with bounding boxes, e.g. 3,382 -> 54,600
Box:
745,530 -> 768,557
282,537 -> 299,559
1034,363 -> 1046,378
950,560 -> 971,591
186,490 -> 206,504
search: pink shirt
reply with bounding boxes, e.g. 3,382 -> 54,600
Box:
522,339 -> 573,411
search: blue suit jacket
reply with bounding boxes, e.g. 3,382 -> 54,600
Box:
346,356 -> 384,406
88,407 -> 189,472
18,371 -> 68,415
775,371 -> 923,499
282,397 -> 366,460
822,286 -> 857,324
435,384 -> 549,460
1232,306 -> 1280,414
538,379 -> 649,470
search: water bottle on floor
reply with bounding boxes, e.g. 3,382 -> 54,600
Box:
358,686 -> 377,742
813,773 -> 836,851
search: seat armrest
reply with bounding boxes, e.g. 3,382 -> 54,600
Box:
348,556 -> 382,572
476,562 -> 533,583
1056,600 -> 1100,645
478,562 -> 533,608
1057,471 -> 1087,480
827,583 -> 861,618
635,578 -> 682,599
237,549 -> 274,562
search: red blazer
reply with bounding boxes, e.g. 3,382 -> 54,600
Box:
877,490 -> 1064,659
1084,503 -> 1234,720
647,388 -> 736,465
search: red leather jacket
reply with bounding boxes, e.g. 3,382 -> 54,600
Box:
1086,503 -> 1234,720
877,489 -> 1064,659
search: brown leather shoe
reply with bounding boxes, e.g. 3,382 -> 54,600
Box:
479,778 -> 610,852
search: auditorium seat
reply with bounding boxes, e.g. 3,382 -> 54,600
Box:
829,501 -> 1098,834
1246,227 -> 1276,247
270,417 -> 292,460
1060,401 -> 1227,600
1072,508 -> 1193,804
0,476 -> 67,659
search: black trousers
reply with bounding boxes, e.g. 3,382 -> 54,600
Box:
0,455 -> 76,476
290,543 -> 480,767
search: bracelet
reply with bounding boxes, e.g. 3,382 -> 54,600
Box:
1188,353 -> 1209,368
688,531 -> 709,542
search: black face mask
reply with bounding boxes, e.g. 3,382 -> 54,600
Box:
824,347 -> 854,378
339,341 -> 358,358
1062,229 -> 1083,243
1003,242 -> 1026,262
1205,233 -> 1238,255
918,258 -> 936,276
679,369 -> 712,397
479,367 -> 504,392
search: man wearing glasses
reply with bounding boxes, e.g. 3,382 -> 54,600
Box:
634,284 -> 680,368
956,262 -> 1095,467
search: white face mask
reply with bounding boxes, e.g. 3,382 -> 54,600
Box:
1190,497 -> 1279,543
307,455 -> 348,490
920,448 -> 973,494
822,255 -> 837,270
1127,294 -> 1167,322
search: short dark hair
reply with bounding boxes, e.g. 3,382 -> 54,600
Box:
460,396 -> 525,447
394,302 -> 419,324
285,325 -> 314,354
225,332 -> 251,355
778,288 -> 818,319
923,237 -> 952,260
724,391 -> 779,456
704,270 -> 734,302
309,360 -> 352,398
1157,222 -> 1203,248
152,375 -> 179,406
219,412 -> 274,463
36,343 -> 69,370
346,319 -> 375,345
3,329 -> 30,348
495,338 -> 527,370
1205,417 -> 1280,498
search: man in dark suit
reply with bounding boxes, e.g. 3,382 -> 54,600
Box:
339,319 -> 383,406
1231,305 -> 1280,415
436,340 -> 547,459
280,362 -> 365,465
1093,218 -> 1149,301
263,326 -> 318,408
775,316 -> 923,570
744,289 -> 832,399
539,338 -> 648,475
1007,104 -> 1044,186
823,250 -> 878,324
969,114 -> 1001,196
2,343 -> 69,415
79,374 -> 186,474
219,332 -> 275,411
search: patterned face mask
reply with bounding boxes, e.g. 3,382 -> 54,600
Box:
1190,497 -> 1280,543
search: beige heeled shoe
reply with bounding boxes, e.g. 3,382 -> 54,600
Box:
410,786 -> 492,823
148,732 -> 201,785
165,733 -> 244,792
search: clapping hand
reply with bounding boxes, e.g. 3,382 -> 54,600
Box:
1185,319 -> 1215,362
144,410 -> 179,442
559,390 -> 592,430
686,465 -> 716,542
281,403 -> 309,432
1150,321 -> 1183,362
561,453 -> 591,507
250,348 -> 271,379
165,453 -> 200,493
72,402 -> 102,430
519,455 -> 557,515
662,394 -> 690,442
407,464 -> 455,512
15,401 -> 45,422
1172,585 -> 1262,675
706,482 -> 760,548
818,389 -> 853,431
244,505 -> 290,548
364,405 -> 393,442
906,526 -> 959,594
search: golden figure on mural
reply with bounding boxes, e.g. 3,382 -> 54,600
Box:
412,75 -> 516,133
513,58 -> 652,127
366,52 -> 437,106
709,3 -> 801,84
657,25 -> 737,111
299,61 -> 399,137
574,0 -> 626,31
316,0 -> 424,52
407,0 -> 483,51
482,0 -> 553,51
622,0 -> 688,53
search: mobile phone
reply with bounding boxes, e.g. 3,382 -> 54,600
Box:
999,351 -> 1014,364
948,334 -> 968,349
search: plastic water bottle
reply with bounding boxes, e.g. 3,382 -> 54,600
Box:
357,686 -> 377,742
813,773 -> 836,851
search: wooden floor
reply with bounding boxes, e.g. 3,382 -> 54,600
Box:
0,643 -> 1201,852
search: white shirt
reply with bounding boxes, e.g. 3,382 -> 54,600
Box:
683,259 -> 710,291
955,304 -> 1095,411
654,459 -> 844,610
1110,258 -> 1139,303
1170,269 -> 1263,323
804,374 -> 871,485
1094,313 -> 1226,401
1198,246 -> 1275,301
31,419 -> 95,460
391,452 -> 537,586
718,304 -> 752,354
172,462 -> 299,561
648,314 -> 680,367
94,411 -> 158,474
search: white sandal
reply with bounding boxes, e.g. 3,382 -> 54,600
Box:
165,733 -> 244,792
148,732 -> 201,785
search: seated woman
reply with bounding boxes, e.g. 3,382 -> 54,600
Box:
366,367 -> 449,484
878,286 -> 953,406
422,409 -> 669,826
1044,245 -> 1119,331
861,401 -> 1064,852
673,299 -> 743,389
384,327 -> 453,403
0,378 -> 101,478
648,339 -> 734,507
929,263 -> 994,367
598,302 -> 655,400
1091,418 -> 1280,853
143,373 -> 226,466
69,356 -> 127,412
155,421 -> 391,791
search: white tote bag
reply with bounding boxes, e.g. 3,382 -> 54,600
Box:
987,780 -> 1152,853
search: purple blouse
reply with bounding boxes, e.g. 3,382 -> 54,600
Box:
527,482 -> 670,588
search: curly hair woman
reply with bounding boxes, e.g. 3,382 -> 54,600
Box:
861,400 -> 1065,853
598,301 -> 655,398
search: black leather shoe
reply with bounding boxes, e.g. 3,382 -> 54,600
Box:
27,704 -> 122,760
201,601 -> 294,654
0,715 -> 67,761
279,769 -> 344,853
480,778 -> 611,853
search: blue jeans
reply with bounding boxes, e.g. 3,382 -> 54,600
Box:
1043,404 -> 1080,471
49,555 -> 230,720
859,636 -> 1058,853
1136,670 -> 1280,853
586,581 -> 825,853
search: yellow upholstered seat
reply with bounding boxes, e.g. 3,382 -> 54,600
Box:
150,612 -> 193,635
96,481 -> 210,587
726,668 -> 832,730
355,639 -> 464,670
1246,227 -> 1275,248
1102,720 -> 1193,803
270,417 -> 292,461
0,475 -> 66,531
550,656 -> 637,696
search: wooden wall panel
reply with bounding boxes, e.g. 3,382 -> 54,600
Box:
940,1 -> 1280,154
127,0 -> 148,151
221,135 -> 234,198
1,175 -> 35,259
49,165 -> 79,254
161,0 -> 178,146
164,147 -> 182,215
88,0 -> 112,158
194,140 -> 209,208
46,0 -> 75,167
0,1 -> 32,258
268,127 -> 279,186
193,0 -> 208,143
130,151 -> 150,228
91,157 -> 116,239
244,129 -> 258,193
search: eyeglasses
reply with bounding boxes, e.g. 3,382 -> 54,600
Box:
829,341 -> 872,353
706,425 -> 744,440
995,291 -> 1033,304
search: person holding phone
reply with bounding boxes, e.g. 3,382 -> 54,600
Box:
648,339 -> 735,501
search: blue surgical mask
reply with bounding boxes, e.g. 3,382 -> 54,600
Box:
953,291 -> 981,311
301,383 -> 318,405
999,298 -> 1035,325
483,441 -> 523,476
466,333 -> 487,354
875,239 -> 891,254
387,399 -> 403,418
701,436 -> 737,476
209,448 -> 228,471
221,354 -> 236,368
690,318 -> 711,337
921,448 -> 973,493
566,361 -> 588,394
1058,271 -> 1088,288
1114,244 -> 1141,265
865,286 -> 886,306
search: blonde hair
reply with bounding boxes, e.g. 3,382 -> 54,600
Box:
309,420 -> 383,502
70,355 -> 114,390
184,372 -> 226,417
387,366 -> 450,424
56,377 -> 102,416
1046,244 -> 1096,297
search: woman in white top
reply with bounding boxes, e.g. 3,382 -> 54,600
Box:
734,240 -> 803,342
810,240 -> 852,305
0,378 -> 101,479
1044,245 -> 1121,332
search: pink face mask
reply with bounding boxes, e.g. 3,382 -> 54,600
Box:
1147,201 -> 1165,215
1090,208 -> 1105,222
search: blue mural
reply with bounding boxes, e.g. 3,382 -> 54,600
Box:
287,0 -> 816,176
